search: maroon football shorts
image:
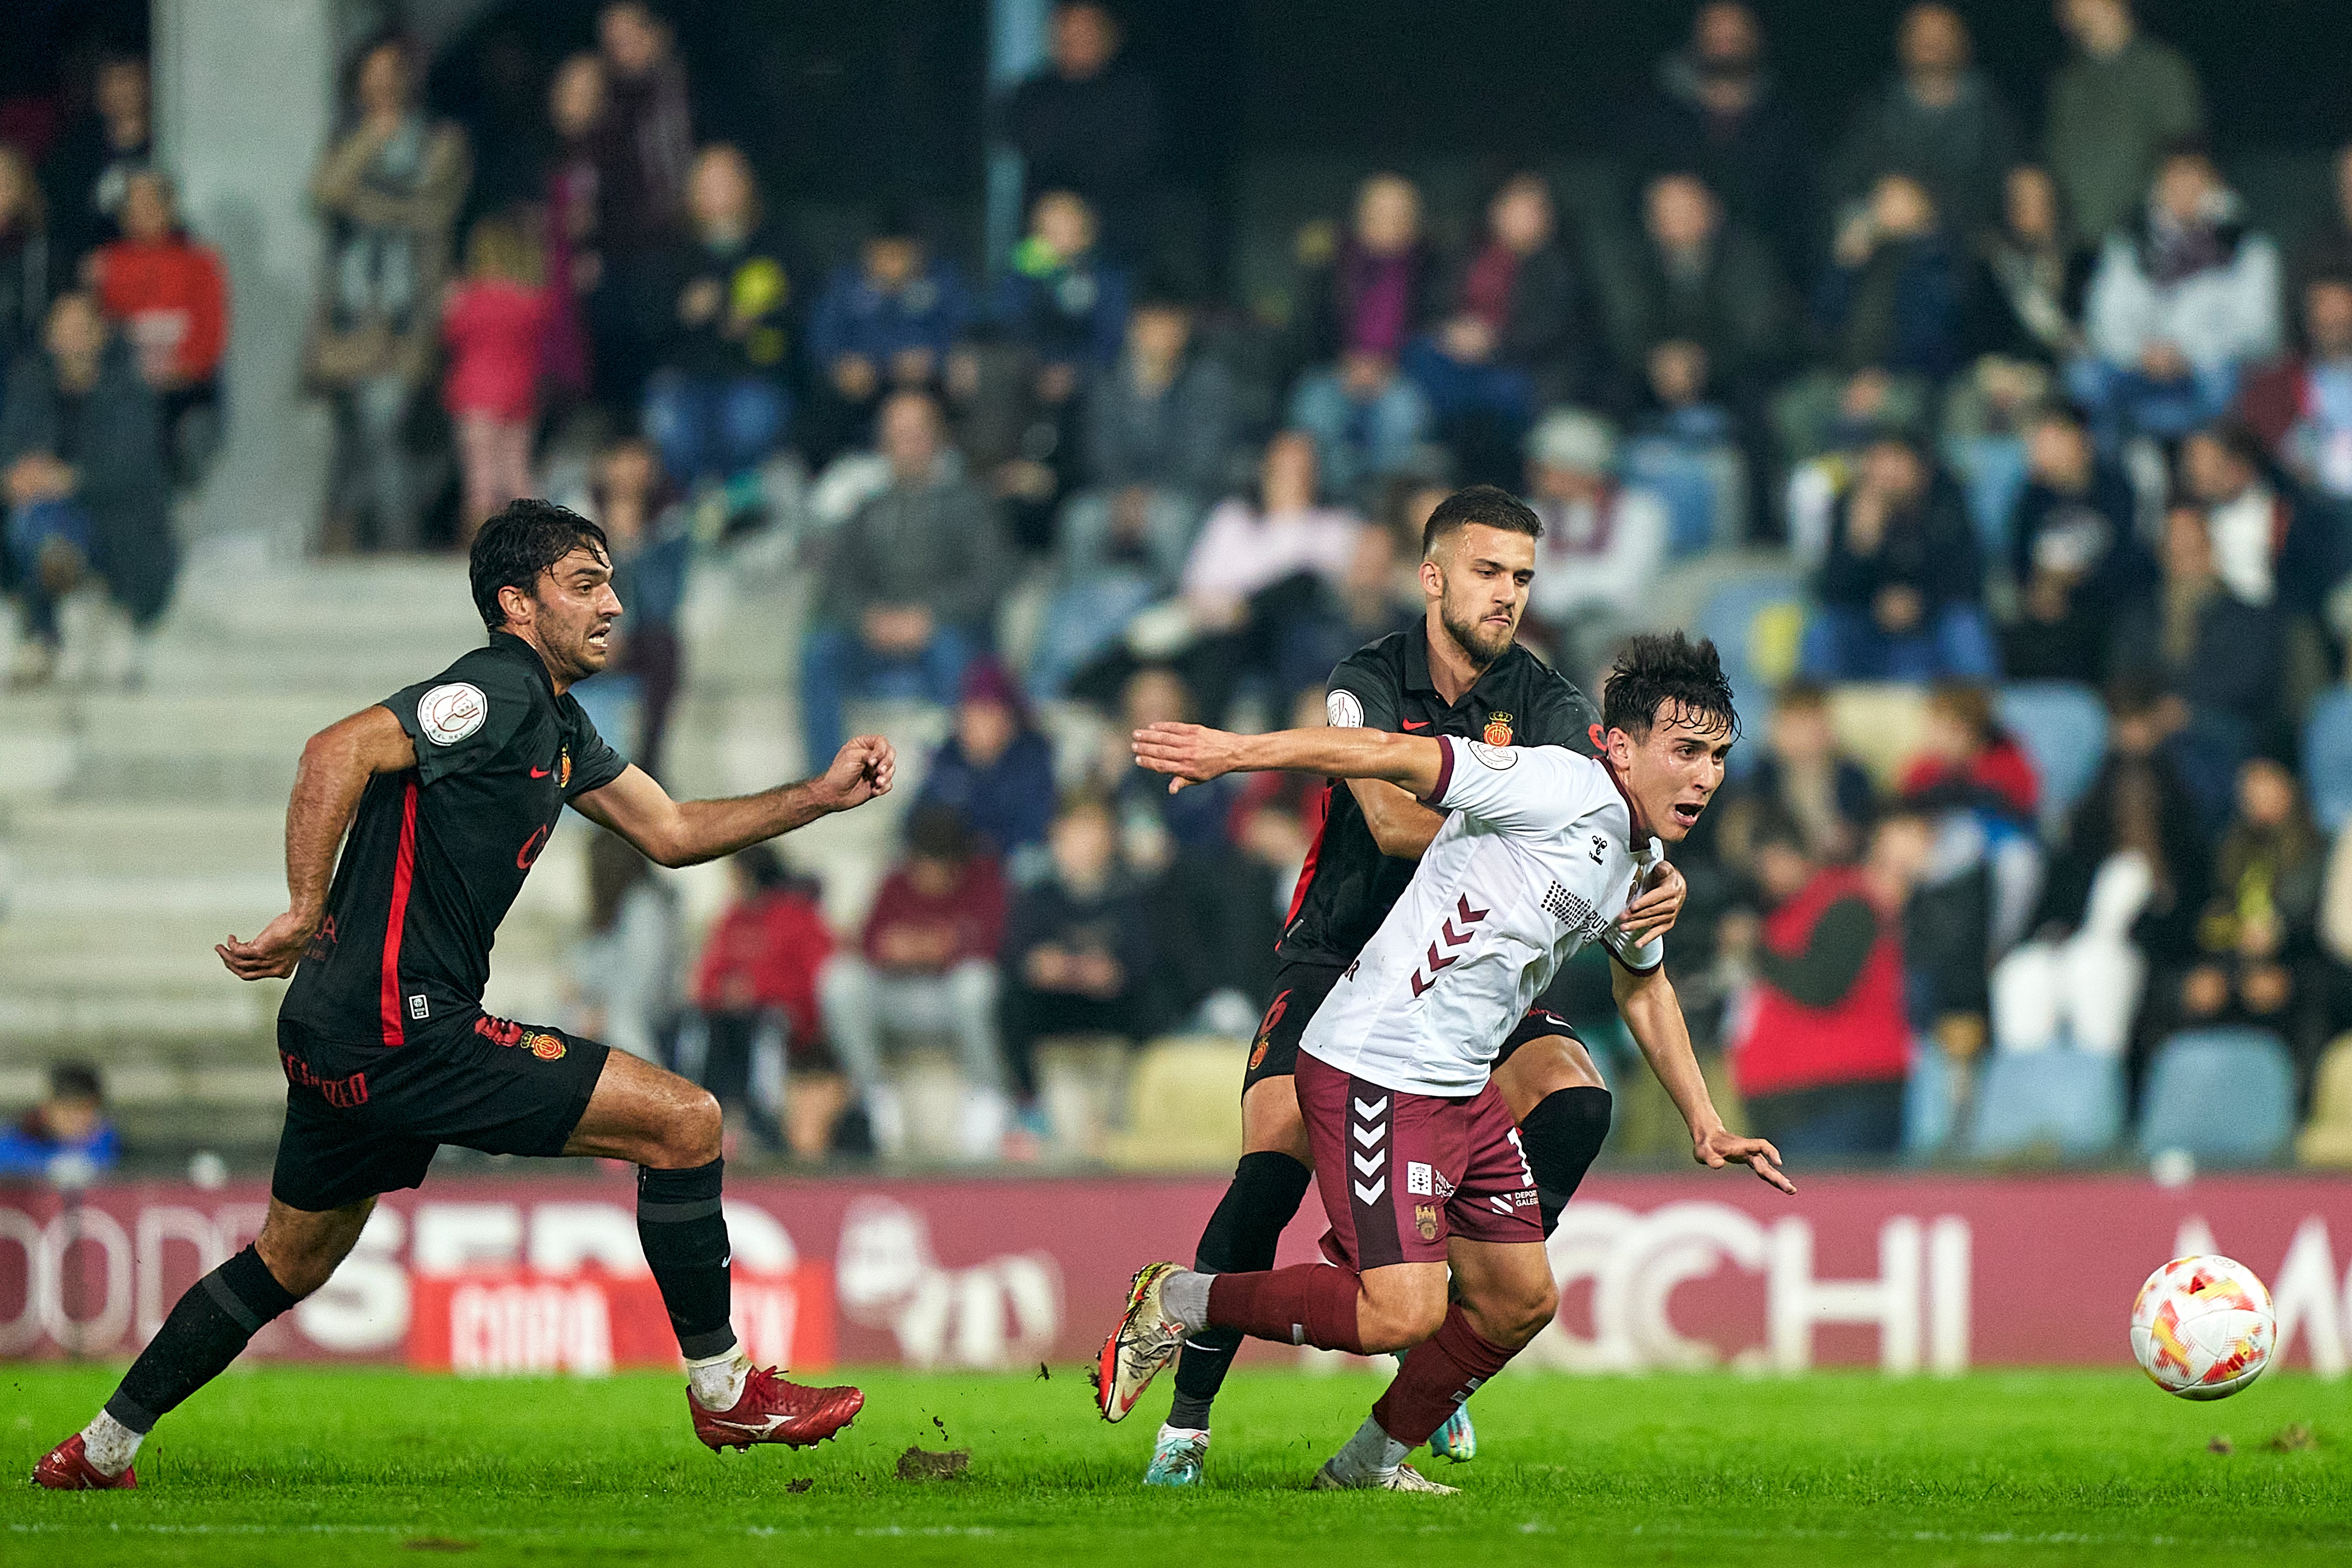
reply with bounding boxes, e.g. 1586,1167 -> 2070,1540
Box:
1295,1048 -> 1543,1270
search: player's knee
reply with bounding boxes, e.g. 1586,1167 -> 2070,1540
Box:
663,1087 -> 723,1167
1479,1275 -> 1559,1350
1358,1279 -> 1449,1352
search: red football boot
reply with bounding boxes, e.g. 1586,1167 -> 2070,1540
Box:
689,1366 -> 864,1452
30,1435 -> 136,1491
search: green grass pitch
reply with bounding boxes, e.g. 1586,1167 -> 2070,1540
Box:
3,1365 -> 2345,1565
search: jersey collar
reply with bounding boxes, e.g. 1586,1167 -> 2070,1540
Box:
488,630 -> 560,700
1600,755 -> 1654,846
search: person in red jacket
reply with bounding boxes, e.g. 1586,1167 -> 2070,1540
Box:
1721,811 -> 1912,1160
88,168 -> 226,483
442,213 -> 550,539
817,805 -> 1010,1157
688,844 -> 838,1156
1898,679 -> 2038,822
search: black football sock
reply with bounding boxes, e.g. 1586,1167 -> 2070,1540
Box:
1519,1086 -> 1613,1238
1167,1150 -> 1313,1428
105,1244 -> 298,1435
638,1159 -> 738,1360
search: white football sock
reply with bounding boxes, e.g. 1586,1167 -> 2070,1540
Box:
686,1349 -> 751,1411
80,1410 -> 143,1477
1158,1422 -> 1209,1445
1327,1415 -> 1411,1481
1159,1268 -> 1212,1331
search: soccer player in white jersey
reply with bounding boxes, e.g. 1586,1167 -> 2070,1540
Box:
1092,632 -> 1793,1493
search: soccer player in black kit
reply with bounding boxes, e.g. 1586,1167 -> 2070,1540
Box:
34,501 -> 893,1490
1137,485 -> 1686,1485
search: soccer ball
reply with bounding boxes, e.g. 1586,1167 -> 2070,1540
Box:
2129,1255 -> 2276,1400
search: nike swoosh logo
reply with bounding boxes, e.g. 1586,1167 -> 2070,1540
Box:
530,766 -> 552,778
1401,720 -> 1430,731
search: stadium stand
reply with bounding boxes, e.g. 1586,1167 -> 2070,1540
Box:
2137,1028 -> 2299,1167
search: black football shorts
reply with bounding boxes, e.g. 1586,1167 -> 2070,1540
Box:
1240,962 -> 1582,1094
270,1012 -> 610,1212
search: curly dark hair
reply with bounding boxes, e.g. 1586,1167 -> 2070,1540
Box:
469,499 -> 609,631
1602,631 -> 1739,743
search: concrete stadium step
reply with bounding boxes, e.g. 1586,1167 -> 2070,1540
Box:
0,802 -> 286,875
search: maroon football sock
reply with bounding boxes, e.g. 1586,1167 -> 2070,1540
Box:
1206,1263 -> 1367,1355
1370,1304 -> 1519,1447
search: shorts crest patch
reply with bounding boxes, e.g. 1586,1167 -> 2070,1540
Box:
417,682 -> 488,745
1415,1203 -> 1440,1242
524,1030 -> 567,1060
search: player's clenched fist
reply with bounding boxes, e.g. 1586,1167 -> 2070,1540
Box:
818,734 -> 896,810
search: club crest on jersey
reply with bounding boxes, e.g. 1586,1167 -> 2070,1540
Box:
1482,712 -> 1513,746
418,682 -> 487,745
1415,1203 -> 1440,1242
523,1030 -> 567,1060
558,746 -> 572,789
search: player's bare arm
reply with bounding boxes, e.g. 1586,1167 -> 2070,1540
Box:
571,734 -> 896,868
1612,959 -> 1794,1194
1135,721 -> 1446,799
217,704 -> 418,981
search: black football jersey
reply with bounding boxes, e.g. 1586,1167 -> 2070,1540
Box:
279,633 -> 629,1044
1276,627 -> 1604,969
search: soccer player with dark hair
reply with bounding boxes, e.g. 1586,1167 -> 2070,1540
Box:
1133,483 -> 1689,1485
1099,632 -> 1791,1492
34,500 -> 894,1490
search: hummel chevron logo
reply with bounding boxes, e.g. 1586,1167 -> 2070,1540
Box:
1411,893 -> 1491,996
1354,1097 -> 1388,1119
1353,1150 -> 1382,1175
1352,1121 -> 1386,1147
1354,1178 -> 1388,1205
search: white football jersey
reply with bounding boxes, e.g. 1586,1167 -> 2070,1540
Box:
1299,736 -> 1665,1098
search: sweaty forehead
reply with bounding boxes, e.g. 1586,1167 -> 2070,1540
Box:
548,543 -> 611,581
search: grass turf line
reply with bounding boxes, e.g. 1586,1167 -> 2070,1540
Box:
2,1365 -> 2345,1566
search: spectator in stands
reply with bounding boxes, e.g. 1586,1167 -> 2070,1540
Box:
2,291 -> 172,687
539,52 -> 608,410
995,189 -> 1129,411
1733,681 -> 1878,864
1602,171 -> 1792,418
567,831 -> 676,1070
801,389 -> 1011,767
997,793 -> 1155,1155
1623,337 -> 1748,549
0,1063 -> 117,1181
805,216 -> 970,462
1947,166 -> 2086,444
590,0 -> 694,401
2180,420 -> 2330,619
1287,174 -> 1435,498
2002,404 -> 2150,682
89,169 -> 227,486
1520,409 -> 1668,683
1835,4 -> 2022,241
1815,173 -> 1971,389
2238,273 -> 2352,503
1000,1 -> 1162,264
1720,811 -> 1911,1160
687,845 -> 838,1159
1081,291 -> 1232,504
2178,756 -> 2328,1076
642,144 -> 792,519
1900,682 -> 2038,824
2077,144 -> 2279,451
1404,173 -> 1593,481
1629,2 -> 1816,284
1994,676 -> 2207,1059
1173,430 -> 1365,722
2287,144 -> 2352,310
2108,503 -> 2282,825
819,805 -> 1011,1159
0,147 -> 49,400
440,213 -> 546,538
913,658 -> 1058,866
2046,0 -> 2204,246
307,35 -> 469,552
1802,432 -> 1995,681
38,51 -> 148,278
584,435 -> 690,776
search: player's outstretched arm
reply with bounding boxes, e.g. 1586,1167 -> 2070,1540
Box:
1132,721 -> 1444,798
573,734 -> 895,868
1612,959 -> 1796,1194
217,705 -> 419,980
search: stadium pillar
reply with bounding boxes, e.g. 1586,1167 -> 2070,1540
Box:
152,0 -> 338,560
984,0 -> 1049,281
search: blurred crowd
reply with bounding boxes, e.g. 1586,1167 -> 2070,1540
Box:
13,0 -> 2352,1167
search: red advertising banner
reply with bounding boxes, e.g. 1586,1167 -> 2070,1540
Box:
3,1173 -> 2350,1378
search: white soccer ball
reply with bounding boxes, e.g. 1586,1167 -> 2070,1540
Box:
2129,1255 -> 2276,1400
